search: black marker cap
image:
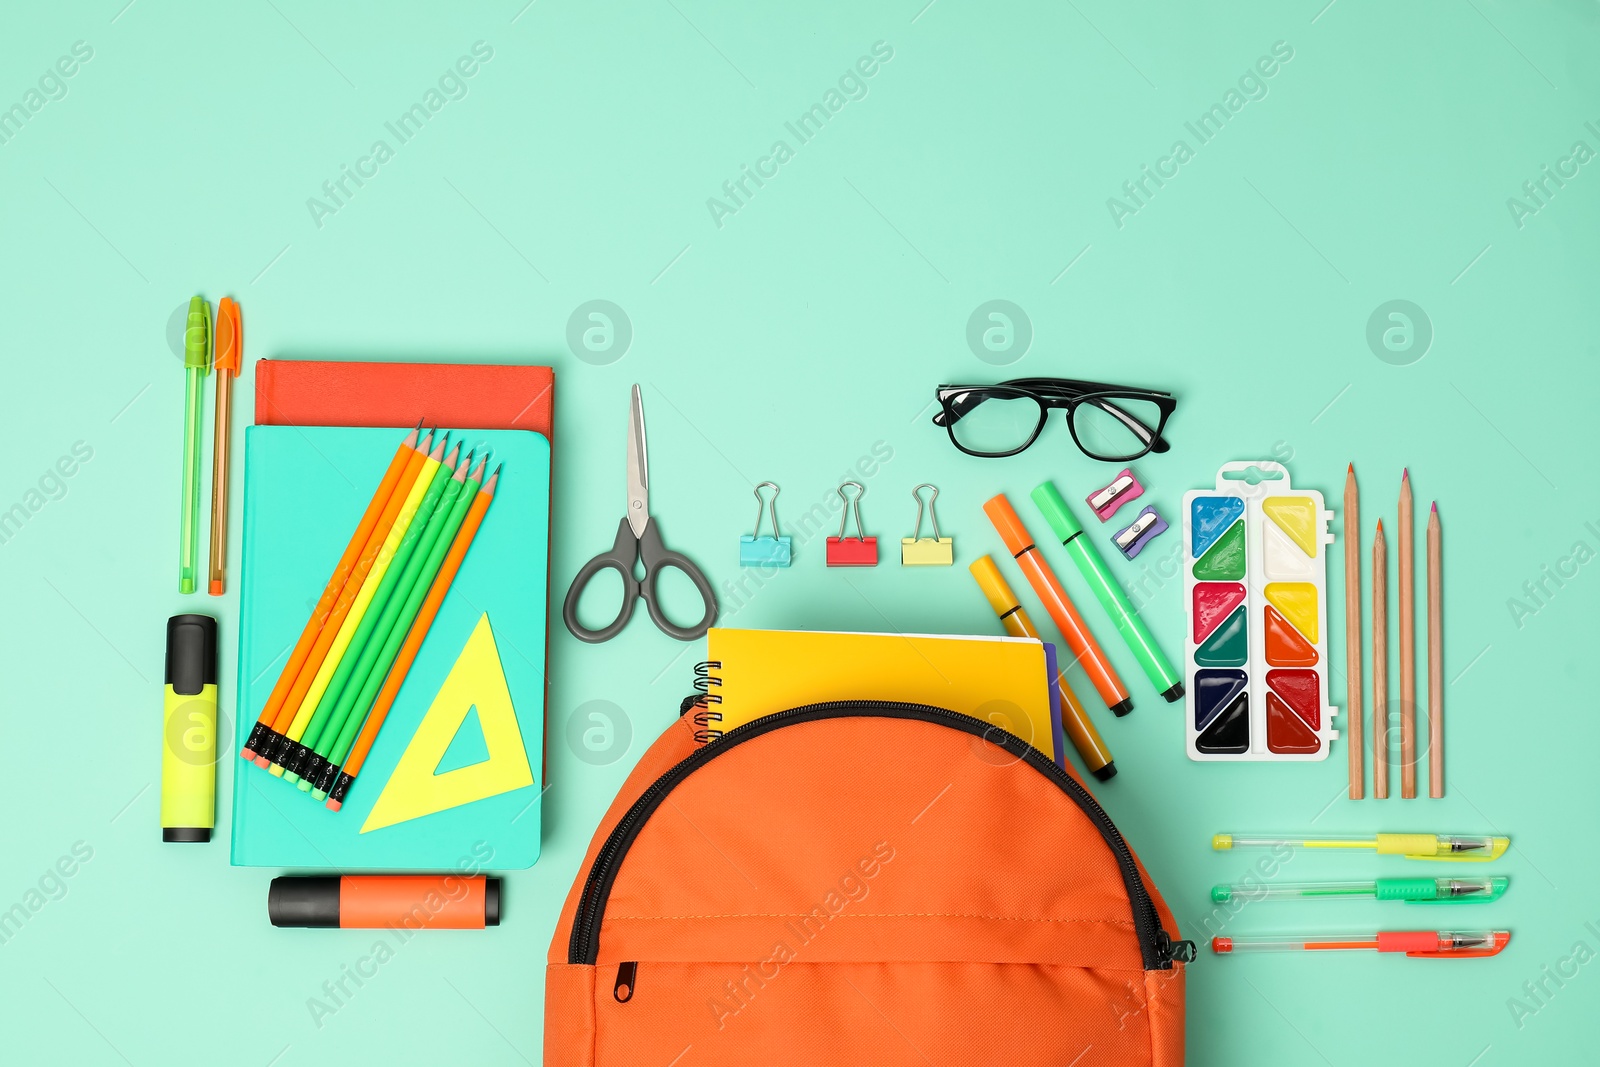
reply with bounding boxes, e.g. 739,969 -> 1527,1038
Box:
268,876 -> 342,928
1109,698 -> 1134,717
485,879 -> 502,926
1160,683 -> 1185,703
1092,762 -> 1118,782
163,827 -> 211,843
166,614 -> 218,696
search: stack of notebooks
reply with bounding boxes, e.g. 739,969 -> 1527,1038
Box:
691,628 -> 1068,767
231,361 -> 552,870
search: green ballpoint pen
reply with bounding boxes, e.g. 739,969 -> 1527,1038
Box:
179,296 -> 211,594
1211,876 -> 1509,905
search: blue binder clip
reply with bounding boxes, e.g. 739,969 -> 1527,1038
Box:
740,481 -> 792,568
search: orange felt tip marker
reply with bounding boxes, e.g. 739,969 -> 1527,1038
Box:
984,493 -> 1132,715
268,875 -> 501,929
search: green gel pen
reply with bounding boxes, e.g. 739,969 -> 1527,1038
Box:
1032,481 -> 1184,701
179,297 -> 211,594
1211,876 -> 1509,905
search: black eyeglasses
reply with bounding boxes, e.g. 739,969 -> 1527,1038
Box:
932,377 -> 1176,461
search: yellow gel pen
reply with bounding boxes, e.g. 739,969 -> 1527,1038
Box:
1212,833 -> 1509,861
162,614 -> 218,842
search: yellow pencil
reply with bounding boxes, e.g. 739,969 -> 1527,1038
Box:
271,434 -> 447,779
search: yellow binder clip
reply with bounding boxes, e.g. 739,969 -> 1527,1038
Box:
901,484 -> 953,566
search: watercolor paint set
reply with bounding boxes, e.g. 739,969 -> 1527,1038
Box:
1182,462 -> 1337,761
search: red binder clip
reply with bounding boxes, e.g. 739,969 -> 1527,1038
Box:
826,481 -> 878,566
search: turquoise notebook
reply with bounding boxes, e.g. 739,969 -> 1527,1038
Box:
230,426 -> 549,870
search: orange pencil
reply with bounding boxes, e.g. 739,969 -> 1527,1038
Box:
326,463 -> 499,810
984,493 -> 1131,715
252,429 -> 433,768
239,421 -> 421,762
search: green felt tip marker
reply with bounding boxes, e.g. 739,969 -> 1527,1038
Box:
1032,481 -> 1183,702
178,297 -> 211,594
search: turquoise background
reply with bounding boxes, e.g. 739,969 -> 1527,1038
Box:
2,1 -> 1597,1064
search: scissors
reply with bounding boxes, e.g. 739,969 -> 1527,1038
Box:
563,385 -> 718,643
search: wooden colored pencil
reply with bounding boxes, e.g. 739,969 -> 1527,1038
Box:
269,432 -> 444,776
328,463 -> 499,811
1373,520 -> 1389,799
1427,502 -> 1443,798
1398,469 -> 1416,799
240,422 -> 420,763
283,436 -> 455,780
1344,464 -> 1362,799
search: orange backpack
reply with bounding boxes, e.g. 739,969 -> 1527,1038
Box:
546,700 -> 1192,1066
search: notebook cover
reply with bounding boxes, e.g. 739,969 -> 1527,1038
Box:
254,360 -> 554,437
701,628 -> 1056,761
231,426 -> 549,869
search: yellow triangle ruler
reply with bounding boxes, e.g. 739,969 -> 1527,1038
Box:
362,613 -> 533,833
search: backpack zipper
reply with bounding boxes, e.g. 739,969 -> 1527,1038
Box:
569,700 -> 1194,971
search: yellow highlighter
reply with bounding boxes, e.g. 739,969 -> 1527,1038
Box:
1213,832 -> 1509,861
162,614 -> 218,843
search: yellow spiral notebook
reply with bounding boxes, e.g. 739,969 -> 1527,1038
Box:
692,628 -> 1057,761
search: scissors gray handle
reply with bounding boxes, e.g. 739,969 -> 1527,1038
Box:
563,519 -> 641,644
637,520 -> 718,641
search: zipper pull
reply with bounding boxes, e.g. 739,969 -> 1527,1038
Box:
1156,931 -> 1197,965
614,961 -> 638,1002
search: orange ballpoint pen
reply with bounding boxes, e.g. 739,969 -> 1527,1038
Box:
208,297 -> 241,595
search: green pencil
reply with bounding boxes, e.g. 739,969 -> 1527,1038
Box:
312,453 -> 488,798
296,449 -> 472,792
284,438 -> 458,782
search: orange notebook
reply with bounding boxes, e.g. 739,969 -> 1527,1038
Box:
254,359 -> 553,437
691,628 -> 1057,761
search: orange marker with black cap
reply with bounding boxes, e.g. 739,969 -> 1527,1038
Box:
269,875 -> 501,929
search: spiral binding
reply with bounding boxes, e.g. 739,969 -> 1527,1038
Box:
686,660 -> 723,743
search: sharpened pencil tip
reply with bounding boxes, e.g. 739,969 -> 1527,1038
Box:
1376,519 -> 1384,531
1402,467 -> 1409,480
1347,462 -> 1354,474
1431,501 -> 1437,514
484,463 -> 501,492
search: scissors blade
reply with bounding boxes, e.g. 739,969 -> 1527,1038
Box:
626,383 -> 649,538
